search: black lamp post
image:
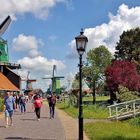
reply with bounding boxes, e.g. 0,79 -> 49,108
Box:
75,29 -> 88,140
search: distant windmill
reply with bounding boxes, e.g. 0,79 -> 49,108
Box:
43,65 -> 64,95
22,71 -> 36,93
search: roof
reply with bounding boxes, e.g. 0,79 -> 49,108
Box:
0,72 -> 19,91
28,89 -> 45,96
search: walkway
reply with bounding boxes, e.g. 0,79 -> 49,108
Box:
56,108 -> 89,140
0,103 -> 89,140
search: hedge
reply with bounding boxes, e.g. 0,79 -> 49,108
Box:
0,98 -> 4,112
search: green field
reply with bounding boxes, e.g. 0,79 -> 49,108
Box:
83,96 -> 110,102
57,97 -> 108,119
85,121 -> 140,140
57,96 -> 140,140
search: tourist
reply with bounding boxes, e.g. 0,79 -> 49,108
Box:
4,91 -> 15,128
33,94 -> 42,121
47,92 -> 56,119
19,93 -> 26,114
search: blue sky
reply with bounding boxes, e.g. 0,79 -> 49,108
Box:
0,0 -> 140,91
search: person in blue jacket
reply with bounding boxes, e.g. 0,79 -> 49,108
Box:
4,91 -> 15,128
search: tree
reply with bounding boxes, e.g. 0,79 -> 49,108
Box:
72,75 -> 79,89
82,45 -> 112,104
71,74 -> 90,107
105,60 -> 140,101
114,28 -> 140,72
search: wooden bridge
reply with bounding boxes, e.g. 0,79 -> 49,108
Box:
107,99 -> 140,120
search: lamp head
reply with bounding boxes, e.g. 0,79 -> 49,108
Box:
75,28 -> 88,55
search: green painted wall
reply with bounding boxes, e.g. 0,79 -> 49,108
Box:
0,38 -> 9,63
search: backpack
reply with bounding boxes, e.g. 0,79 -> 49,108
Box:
19,96 -> 26,104
51,95 -> 56,104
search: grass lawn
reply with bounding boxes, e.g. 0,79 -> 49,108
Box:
83,105 -> 108,119
85,121 -> 140,140
56,100 -> 108,119
56,100 -> 78,118
57,97 -> 140,140
83,96 -> 110,102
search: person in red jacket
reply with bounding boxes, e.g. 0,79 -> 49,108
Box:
33,94 -> 42,121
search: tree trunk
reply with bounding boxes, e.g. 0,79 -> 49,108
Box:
92,80 -> 96,104
110,90 -> 117,104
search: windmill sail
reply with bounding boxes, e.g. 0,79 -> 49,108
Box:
53,65 -> 57,77
0,15 -> 11,36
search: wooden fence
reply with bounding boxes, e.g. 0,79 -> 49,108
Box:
108,99 -> 140,120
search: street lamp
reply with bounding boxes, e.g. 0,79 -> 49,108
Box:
75,28 -> 88,140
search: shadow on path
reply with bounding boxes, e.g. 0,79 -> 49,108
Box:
20,119 -> 37,121
0,125 -> 5,128
5,137 -> 55,140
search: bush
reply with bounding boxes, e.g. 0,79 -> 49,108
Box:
0,98 -> 4,112
129,117 -> 140,127
116,85 -> 138,102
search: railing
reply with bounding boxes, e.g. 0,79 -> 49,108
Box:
107,99 -> 140,120
0,62 -> 21,69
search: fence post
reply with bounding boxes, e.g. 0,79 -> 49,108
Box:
109,107 -> 112,118
116,106 -> 118,121
133,102 -> 136,118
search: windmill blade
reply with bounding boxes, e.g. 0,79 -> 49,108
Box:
42,77 -> 52,79
28,79 -> 36,82
53,76 -> 64,79
0,15 -> 11,36
53,65 -> 57,77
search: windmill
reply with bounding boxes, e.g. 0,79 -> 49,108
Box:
0,15 -> 21,91
0,15 -> 20,69
43,65 -> 64,95
22,71 -> 36,94
0,15 -> 11,64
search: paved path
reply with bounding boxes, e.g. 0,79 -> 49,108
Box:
0,103 -> 65,140
56,108 -> 89,140
0,103 -> 89,140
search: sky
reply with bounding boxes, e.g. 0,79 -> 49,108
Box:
0,0 -> 140,91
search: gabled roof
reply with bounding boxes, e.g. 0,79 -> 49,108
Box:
28,89 -> 45,95
0,72 -> 19,91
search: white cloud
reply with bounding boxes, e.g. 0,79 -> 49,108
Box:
0,0 -> 69,20
17,56 -> 66,74
68,4 -> 140,58
13,34 -> 43,57
12,33 -> 66,90
17,55 -> 66,91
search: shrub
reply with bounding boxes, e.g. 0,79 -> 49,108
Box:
129,117 -> 140,127
116,85 -> 138,102
0,98 -> 4,112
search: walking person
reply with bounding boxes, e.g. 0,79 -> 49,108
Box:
4,91 -> 15,128
19,93 -> 26,114
15,94 -> 19,110
47,92 -> 56,119
33,94 -> 42,121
